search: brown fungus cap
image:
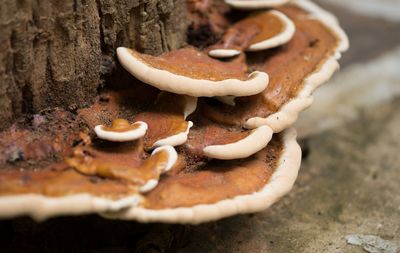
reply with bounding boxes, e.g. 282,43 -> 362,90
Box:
94,119 -> 148,142
66,141 -> 177,193
0,166 -> 139,202
117,47 -> 269,97
181,109 -> 273,160
203,1 -> 348,132
81,89 -> 272,160
208,10 -> 295,58
103,129 -> 300,224
0,129 -> 178,220
80,89 -> 196,150
0,128 -> 299,223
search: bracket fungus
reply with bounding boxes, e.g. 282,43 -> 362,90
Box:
202,125 -> 273,160
66,143 -> 177,194
94,119 -> 148,142
0,0 -> 347,224
133,93 -> 197,149
182,114 -> 274,160
203,0 -> 349,133
117,47 -> 269,97
80,90 -> 197,150
208,10 -> 295,58
104,129 -> 300,224
225,0 -> 290,10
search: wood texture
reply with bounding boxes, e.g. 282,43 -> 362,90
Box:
0,0 -> 187,130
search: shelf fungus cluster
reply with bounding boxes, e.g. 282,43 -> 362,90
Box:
0,0 -> 348,224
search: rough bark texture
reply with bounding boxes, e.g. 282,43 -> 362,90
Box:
0,0 -> 188,130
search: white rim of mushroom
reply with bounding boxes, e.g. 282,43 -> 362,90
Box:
246,10 -> 295,51
209,10 -> 295,59
203,125 -> 273,160
151,121 -> 194,149
151,95 -> 197,148
117,47 -> 269,97
139,145 -> 178,193
244,0 -> 349,132
208,49 -> 242,59
94,120 -> 148,142
0,145 -> 179,221
149,95 -> 197,149
183,96 -> 198,119
95,95 -> 197,148
225,0 -> 290,10
102,128 -> 300,224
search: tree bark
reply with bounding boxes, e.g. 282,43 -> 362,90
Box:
0,0 -> 188,130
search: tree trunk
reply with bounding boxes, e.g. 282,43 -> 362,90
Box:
0,0 -> 188,130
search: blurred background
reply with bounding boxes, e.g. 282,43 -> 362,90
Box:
0,1 -> 399,252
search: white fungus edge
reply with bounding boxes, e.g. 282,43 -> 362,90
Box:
225,0 -> 290,10
244,0 -> 349,132
207,10 -> 295,57
203,125 -> 273,160
247,10 -> 296,51
102,128 -> 301,224
208,49 -> 242,59
151,145 -> 178,173
0,194 -> 143,222
117,47 -> 269,97
183,96 -> 198,119
139,146 -> 178,193
94,121 -> 148,142
139,179 -> 159,193
0,146 -> 178,221
151,122 -> 194,149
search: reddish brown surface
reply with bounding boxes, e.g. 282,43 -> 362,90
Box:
208,23 -> 259,52
249,11 -> 285,44
133,93 -> 191,149
0,165 -> 135,199
66,140 -> 162,186
203,5 -> 340,126
102,119 -> 141,132
183,119 -> 252,157
0,109 -> 82,170
129,47 -> 249,81
209,11 -> 285,51
145,135 -> 283,209
0,82 -> 283,208
0,131 -> 283,208
135,112 -> 189,149
79,89 -> 191,150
